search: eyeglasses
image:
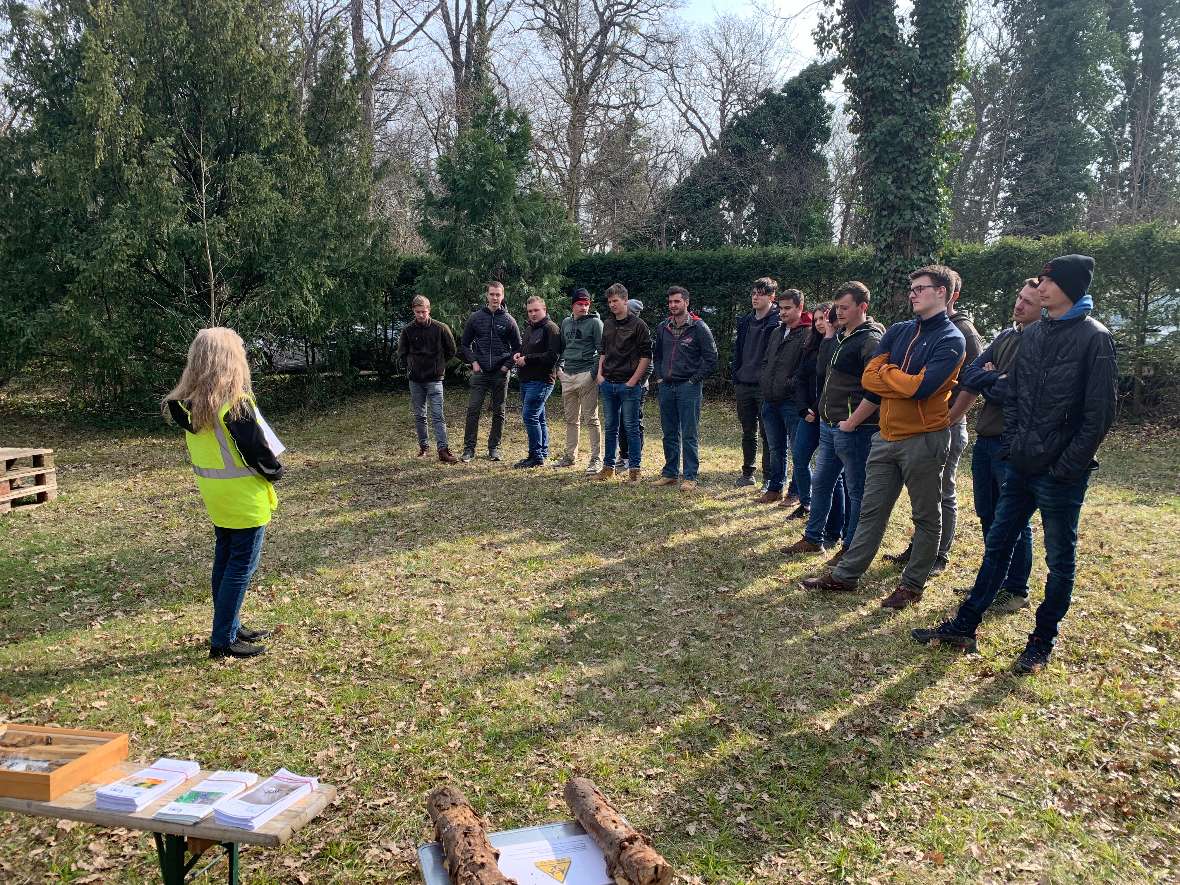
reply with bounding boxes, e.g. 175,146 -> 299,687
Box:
907,284 -> 940,296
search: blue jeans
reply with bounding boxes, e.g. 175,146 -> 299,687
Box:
601,381 -> 644,469
211,525 -> 266,648
791,416 -> 819,506
760,401 -> 797,493
804,422 -> 873,547
972,435 -> 1032,595
409,380 -> 448,449
657,381 -> 703,479
520,381 -> 554,459
957,471 -> 1091,643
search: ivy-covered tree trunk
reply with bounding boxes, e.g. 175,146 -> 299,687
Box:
1003,0 -> 1112,236
831,0 -> 966,310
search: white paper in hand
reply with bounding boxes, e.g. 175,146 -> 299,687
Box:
254,408 -> 286,456
495,834 -> 611,885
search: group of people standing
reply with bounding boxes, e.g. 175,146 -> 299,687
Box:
166,253 -> 1117,673
395,254 -> 1118,674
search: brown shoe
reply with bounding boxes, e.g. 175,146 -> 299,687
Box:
652,476 -> 677,486
593,466 -> 616,481
627,468 -> 642,484
679,479 -> 697,492
800,572 -> 858,592
417,444 -> 429,457
438,447 -> 459,464
777,493 -> 801,508
781,537 -> 823,556
757,490 -> 782,504
880,584 -> 923,610
826,545 -> 850,566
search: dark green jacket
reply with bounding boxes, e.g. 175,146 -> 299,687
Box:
818,319 -> 885,425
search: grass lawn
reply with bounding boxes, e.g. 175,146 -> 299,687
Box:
1,388 -> 1178,883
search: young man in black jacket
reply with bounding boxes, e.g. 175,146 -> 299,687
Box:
397,295 -> 458,463
730,277 -> 781,488
913,255 -> 1118,674
757,289 -> 810,505
459,281 -> 523,462
512,296 -> 561,468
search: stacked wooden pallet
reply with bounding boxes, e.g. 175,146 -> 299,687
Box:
0,448 -> 58,514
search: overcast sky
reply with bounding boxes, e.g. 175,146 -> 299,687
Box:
680,0 -> 823,71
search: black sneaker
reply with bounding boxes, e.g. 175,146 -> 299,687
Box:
209,640 -> 266,659
911,619 -> 977,652
734,474 -> 756,488
786,504 -> 810,521
460,449 -> 475,463
489,448 -> 503,462
883,544 -> 912,566
513,457 -> 543,469
236,625 -> 270,642
1014,637 -> 1053,674
929,556 -> 949,576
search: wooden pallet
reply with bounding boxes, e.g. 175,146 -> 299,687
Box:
0,448 -> 58,514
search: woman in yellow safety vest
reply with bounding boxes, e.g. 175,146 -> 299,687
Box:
163,328 -> 283,659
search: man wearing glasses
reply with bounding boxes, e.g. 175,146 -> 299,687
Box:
800,265 -> 966,610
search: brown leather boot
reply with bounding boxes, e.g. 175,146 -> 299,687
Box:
593,466 -> 616,481
799,571 -> 858,592
880,584 -> 923,610
757,490 -> 782,504
438,447 -> 458,464
417,444 -> 429,457
781,537 -> 823,556
627,468 -> 642,483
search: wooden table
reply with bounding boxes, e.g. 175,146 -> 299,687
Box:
0,761 -> 337,884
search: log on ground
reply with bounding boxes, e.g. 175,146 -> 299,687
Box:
563,777 -> 672,885
425,785 -> 518,885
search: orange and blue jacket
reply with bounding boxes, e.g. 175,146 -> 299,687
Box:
862,313 -> 966,441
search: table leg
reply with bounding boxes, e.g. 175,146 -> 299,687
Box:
154,833 -> 187,885
152,832 -> 240,884
224,842 -> 239,885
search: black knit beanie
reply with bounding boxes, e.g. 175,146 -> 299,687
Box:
1041,254 -> 1095,303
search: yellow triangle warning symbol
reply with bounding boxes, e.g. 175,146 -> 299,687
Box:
534,858 -> 572,882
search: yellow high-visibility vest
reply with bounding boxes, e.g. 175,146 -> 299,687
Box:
180,398 -> 277,529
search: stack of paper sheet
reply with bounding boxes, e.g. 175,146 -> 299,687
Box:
212,768 -> 317,831
95,758 -> 201,812
152,771 -> 259,825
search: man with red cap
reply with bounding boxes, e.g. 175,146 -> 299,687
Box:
913,254 -> 1118,674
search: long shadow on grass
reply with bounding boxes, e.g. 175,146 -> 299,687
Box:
449,512 -> 1014,873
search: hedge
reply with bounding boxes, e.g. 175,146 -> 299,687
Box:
561,225 -> 1180,415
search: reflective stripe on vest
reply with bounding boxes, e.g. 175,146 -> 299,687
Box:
192,419 -> 257,479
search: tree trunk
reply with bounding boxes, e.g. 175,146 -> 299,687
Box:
425,786 -> 517,885
563,778 -> 672,885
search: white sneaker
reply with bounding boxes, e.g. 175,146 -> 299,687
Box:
585,458 -> 603,474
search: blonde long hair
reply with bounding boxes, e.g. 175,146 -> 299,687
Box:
163,327 -> 253,431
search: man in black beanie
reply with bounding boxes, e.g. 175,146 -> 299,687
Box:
912,253 -> 1118,674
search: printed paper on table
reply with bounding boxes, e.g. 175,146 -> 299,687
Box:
495,834 -> 611,885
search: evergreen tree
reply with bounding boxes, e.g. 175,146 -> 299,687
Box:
418,90 -> 579,314
1003,0 -> 1113,235
655,62 -> 835,251
0,0 -> 376,399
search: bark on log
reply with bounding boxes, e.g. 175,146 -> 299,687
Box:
425,785 -> 518,885
563,777 -> 672,885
